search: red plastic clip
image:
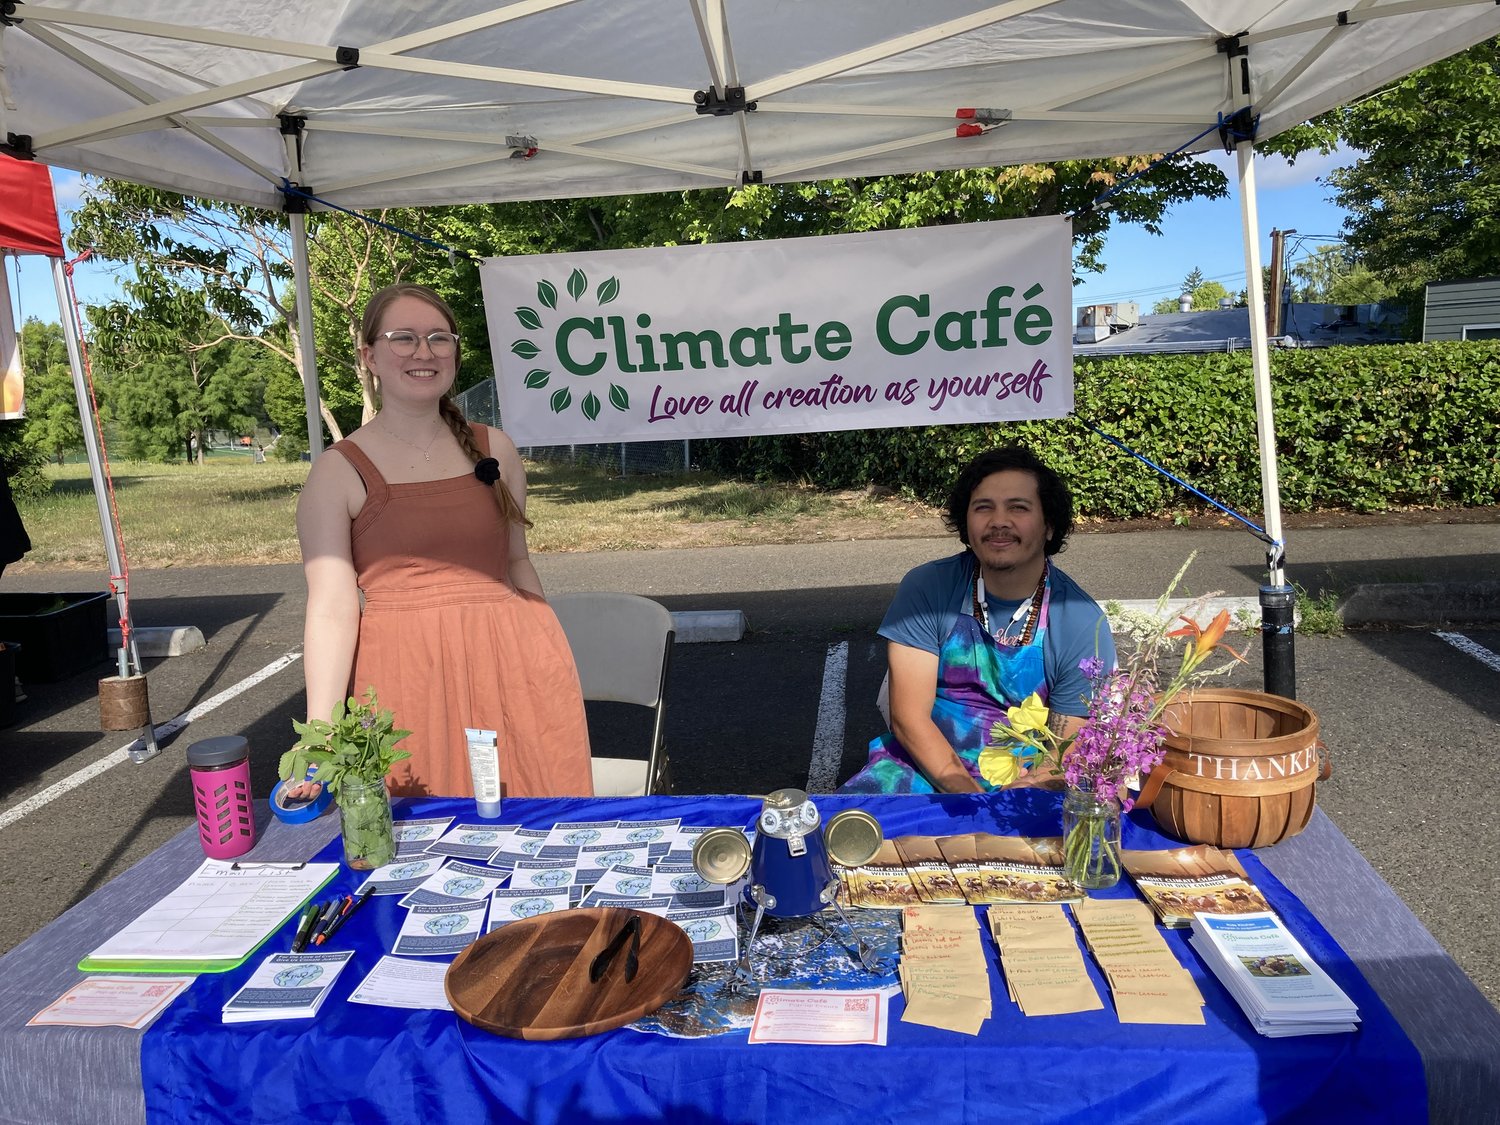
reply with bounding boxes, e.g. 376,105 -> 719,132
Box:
955,123 -> 984,138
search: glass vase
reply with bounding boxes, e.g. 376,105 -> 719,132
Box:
336,776 -> 395,870
1062,783 -> 1122,889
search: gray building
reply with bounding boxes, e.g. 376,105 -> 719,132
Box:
1073,302 -> 1404,357
1422,277 -> 1500,342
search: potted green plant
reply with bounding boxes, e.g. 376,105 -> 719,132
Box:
280,688 -> 411,870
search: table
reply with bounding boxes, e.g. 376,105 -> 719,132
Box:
0,792 -> 1496,1125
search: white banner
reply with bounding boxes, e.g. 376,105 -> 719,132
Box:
479,217 -> 1073,445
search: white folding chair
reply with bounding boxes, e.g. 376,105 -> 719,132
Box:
550,592 -> 675,797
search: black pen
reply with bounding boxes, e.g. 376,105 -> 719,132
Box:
320,886 -> 373,944
290,902 -> 320,953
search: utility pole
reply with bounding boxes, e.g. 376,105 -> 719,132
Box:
1267,229 -> 1286,338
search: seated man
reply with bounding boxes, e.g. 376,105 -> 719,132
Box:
841,446 -> 1115,794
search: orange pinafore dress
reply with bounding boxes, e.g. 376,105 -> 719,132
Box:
332,430 -> 593,798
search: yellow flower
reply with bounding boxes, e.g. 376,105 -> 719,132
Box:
977,745 -> 1022,787
1006,692 -> 1051,736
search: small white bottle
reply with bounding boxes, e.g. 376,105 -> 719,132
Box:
464,728 -> 502,818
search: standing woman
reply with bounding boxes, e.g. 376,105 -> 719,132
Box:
296,283 -> 593,797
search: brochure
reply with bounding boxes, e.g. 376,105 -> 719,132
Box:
392,900 -> 487,957
347,955 -> 453,1010
1189,911 -> 1359,1036
488,886 -> 572,930
837,841 -> 922,909
425,823 -> 520,862
944,836 -> 1082,905
398,860 -> 510,908
891,836 -> 966,903
221,950 -> 354,1022
1122,845 -> 1270,928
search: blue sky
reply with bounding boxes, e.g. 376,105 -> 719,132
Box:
1070,146 -> 1354,313
6,150 -> 1353,331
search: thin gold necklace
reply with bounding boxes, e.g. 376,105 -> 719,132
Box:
378,416 -> 444,462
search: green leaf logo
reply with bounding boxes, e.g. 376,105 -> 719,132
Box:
518,271 -> 633,424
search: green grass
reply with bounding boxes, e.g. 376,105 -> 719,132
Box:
16,459 -> 306,568
1293,582 -> 1346,636
13,457 -> 937,569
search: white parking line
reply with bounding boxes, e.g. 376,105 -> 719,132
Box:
1435,631 -> 1500,674
805,642 -> 848,794
0,652 -> 303,833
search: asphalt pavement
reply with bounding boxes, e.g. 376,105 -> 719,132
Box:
1,517 -> 1497,1012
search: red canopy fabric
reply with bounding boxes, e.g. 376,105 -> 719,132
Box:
0,156 -> 64,257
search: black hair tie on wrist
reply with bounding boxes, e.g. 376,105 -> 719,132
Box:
473,457 -> 501,484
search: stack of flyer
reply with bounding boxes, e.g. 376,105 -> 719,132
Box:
1189,912 -> 1359,1037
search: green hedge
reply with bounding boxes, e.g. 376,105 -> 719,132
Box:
695,341 -> 1500,518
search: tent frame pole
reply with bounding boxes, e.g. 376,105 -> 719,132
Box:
50,258 -> 159,763
1233,138 -> 1296,699
289,212 -> 324,462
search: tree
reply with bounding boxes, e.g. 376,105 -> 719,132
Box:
1264,36 -> 1500,319
100,337 -> 267,464
17,319 -> 83,465
1288,244 -> 1392,305
70,182 -> 352,442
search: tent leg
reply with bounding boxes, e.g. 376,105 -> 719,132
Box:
289,213 -> 324,462
51,259 -> 160,762
1234,139 -> 1296,699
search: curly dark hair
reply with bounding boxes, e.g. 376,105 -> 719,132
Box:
942,446 -> 1073,556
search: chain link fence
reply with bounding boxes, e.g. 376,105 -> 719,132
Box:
454,378 -> 692,474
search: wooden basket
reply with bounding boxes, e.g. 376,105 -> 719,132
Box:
1138,689 -> 1328,849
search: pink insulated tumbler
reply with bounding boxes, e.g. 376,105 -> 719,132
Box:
188,735 -> 256,859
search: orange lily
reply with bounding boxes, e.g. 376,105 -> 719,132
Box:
1168,609 -> 1246,671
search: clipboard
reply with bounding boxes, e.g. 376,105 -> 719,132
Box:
79,859 -> 340,975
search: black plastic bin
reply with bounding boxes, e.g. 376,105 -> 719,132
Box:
0,592 -> 111,682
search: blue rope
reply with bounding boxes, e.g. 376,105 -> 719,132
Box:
1087,121 -> 1223,212
1075,418 -> 1281,550
279,180 -> 476,264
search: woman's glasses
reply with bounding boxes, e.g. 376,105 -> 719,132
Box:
376,330 -> 460,358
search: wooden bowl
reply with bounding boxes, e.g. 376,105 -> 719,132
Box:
445,907 -> 692,1039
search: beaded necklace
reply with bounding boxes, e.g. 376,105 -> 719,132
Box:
972,562 -> 1048,647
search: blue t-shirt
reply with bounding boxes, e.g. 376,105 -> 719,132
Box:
879,552 -> 1116,717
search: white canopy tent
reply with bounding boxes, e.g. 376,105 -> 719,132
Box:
4,0 -> 1499,695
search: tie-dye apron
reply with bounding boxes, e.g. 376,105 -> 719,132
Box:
841,564 -> 1051,794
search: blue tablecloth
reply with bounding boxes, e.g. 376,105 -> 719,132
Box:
140,793 -> 1426,1125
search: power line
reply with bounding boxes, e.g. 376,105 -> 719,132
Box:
1073,265 -> 1249,305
